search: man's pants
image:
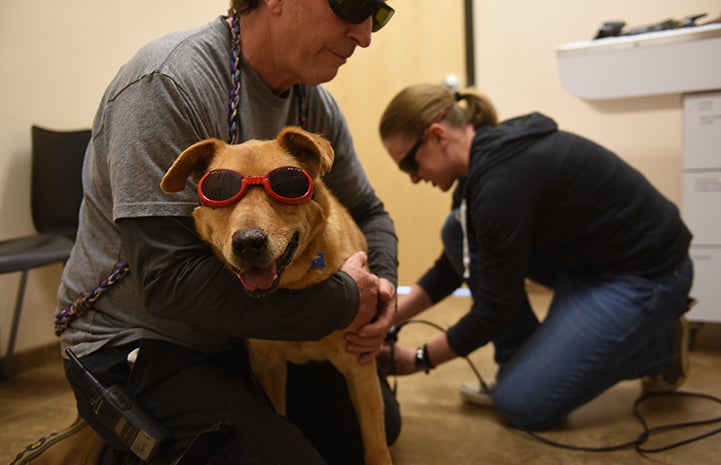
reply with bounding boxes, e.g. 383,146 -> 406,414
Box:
66,339 -> 401,465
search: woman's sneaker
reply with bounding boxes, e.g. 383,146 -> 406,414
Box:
460,381 -> 495,407
642,316 -> 690,393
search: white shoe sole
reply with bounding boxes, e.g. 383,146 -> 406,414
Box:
460,381 -> 494,407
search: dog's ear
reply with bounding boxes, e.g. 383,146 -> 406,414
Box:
161,138 -> 224,193
276,126 -> 334,178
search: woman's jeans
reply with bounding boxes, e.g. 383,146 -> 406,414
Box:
441,209 -> 694,429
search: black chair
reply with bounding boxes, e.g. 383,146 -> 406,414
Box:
0,125 -> 90,379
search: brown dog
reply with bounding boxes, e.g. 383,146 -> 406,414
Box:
161,126 -> 392,465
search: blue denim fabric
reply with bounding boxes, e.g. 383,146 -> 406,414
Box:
440,209 -> 694,429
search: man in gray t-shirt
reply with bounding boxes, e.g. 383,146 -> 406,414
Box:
52,1 -> 400,464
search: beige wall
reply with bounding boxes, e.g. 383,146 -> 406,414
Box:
324,1 -> 465,286
1,0 -> 716,355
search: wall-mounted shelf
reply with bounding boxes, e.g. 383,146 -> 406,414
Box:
557,23 -> 721,100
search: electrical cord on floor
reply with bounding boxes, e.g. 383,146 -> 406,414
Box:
385,319 -> 721,455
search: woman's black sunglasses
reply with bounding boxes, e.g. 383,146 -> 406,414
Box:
328,0 -> 395,32
398,109 -> 447,175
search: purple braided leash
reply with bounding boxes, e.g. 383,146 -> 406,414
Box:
228,10 -> 241,144
54,263 -> 130,336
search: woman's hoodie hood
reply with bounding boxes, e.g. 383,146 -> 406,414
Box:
472,112 -> 558,170
452,112 -> 557,207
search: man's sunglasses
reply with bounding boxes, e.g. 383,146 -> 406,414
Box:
398,109 -> 447,175
198,167 -> 313,208
328,0 -> 395,32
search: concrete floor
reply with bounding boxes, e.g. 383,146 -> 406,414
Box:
2,288 -> 720,465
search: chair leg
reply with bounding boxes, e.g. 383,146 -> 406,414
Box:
2,270 -> 28,380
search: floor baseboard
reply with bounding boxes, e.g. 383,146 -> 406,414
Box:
0,342 -> 62,378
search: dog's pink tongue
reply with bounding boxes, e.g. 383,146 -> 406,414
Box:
238,264 -> 277,291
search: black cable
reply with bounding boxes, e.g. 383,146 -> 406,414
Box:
387,318 -> 721,455
634,391 -> 721,454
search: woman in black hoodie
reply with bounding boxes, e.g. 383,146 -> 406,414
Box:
379,83 -> 693,429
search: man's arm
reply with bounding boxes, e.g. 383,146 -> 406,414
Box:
118,216 -> 362,341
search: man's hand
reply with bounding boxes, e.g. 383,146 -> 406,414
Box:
341,252 -> 397,363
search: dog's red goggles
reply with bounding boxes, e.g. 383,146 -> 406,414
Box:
197,167 -> 313,208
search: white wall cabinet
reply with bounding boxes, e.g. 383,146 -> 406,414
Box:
683,92 -> 721,322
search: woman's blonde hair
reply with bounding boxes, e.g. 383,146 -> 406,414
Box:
230,0 -> 258,15
379,83 -> 498,141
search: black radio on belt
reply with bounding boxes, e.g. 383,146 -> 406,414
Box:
66,348 -> 169,462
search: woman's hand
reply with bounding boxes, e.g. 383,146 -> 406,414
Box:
377,343 -> 418,376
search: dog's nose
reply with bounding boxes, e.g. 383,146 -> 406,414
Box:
232,229 -> 268,260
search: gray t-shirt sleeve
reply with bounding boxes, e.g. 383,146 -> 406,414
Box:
105,76 -> 203,220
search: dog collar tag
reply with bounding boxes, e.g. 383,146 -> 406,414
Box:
310,252 -> 326,270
